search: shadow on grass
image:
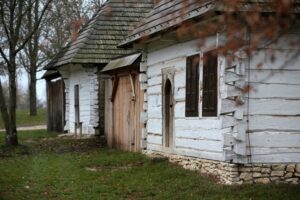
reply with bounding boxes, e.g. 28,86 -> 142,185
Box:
0,130 -> 105,157
0,144 -> 31,158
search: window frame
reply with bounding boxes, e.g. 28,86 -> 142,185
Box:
185,50 -> 219,118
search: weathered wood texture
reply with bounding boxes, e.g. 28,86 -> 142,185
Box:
120,0 -> 213,46
98,77 -> 106,135
144,31 -> 300,164
105,72 -> 144,152
246,37 -> 300,163
218,51 -> 248,163
121,0 -> 300,47
47,78 -> 65,133
216,31 -> 300,164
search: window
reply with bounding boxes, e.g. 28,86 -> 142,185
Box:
202,51 -> 218,117
185,54 -> 199,117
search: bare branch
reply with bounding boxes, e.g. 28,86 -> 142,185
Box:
19,53 -> 30,72
0,2 -> 11,44
36,58 -> 48,69
14,0 -> 26,43
15,0 -> 53,54
0,47 -> 10,66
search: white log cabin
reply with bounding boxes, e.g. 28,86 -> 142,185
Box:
118,0 -> 300,184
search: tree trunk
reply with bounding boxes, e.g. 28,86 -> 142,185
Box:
0,71 -> 17,146
0,80 -> 10,132
5,129 -> 18,146
29,70 -> 37,116
7,55 -> 18,146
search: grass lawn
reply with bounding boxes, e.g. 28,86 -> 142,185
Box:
0,108 -> 46,129
0,131 -> 299,200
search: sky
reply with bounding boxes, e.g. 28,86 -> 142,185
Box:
18,70 -> 46,103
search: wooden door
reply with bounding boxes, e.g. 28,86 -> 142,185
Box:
105,73 -> 143,152
47,79 -> 65,133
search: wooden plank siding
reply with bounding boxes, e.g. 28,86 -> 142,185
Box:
104,71 -> 144,152
46,79 -> 65,133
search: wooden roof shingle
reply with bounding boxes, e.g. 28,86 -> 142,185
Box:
119,0 -> 300,47
119,0 -> 214,47
45,0 -> 154,69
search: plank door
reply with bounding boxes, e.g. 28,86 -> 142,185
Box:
109,74 -> 143,152
47,79 -> 65,133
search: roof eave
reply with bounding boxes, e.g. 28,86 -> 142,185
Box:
119,9 -> 217,48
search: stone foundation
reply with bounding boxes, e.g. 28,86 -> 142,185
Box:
145,151 -> 300,185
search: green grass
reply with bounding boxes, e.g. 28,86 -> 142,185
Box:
0,131 -> 299,200
0,108 -> 46,129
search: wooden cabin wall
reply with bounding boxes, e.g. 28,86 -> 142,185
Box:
245,33 -> 300,163
145,32 -> 300,164
145,38 -> 228,161
47,78 -> 65,133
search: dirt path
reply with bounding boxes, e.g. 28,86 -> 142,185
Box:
0,125 -> 46,132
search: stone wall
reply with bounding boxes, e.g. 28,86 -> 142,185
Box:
145,151 -> 300,185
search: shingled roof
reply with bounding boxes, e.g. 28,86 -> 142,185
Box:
119,0 -> 214,47
119,0 -> 300,47
45,0 -> 154,69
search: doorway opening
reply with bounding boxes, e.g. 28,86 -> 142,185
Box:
164,78 -> 173,148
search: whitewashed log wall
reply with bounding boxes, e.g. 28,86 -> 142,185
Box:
144,32 -> 300,164
59,64 -> 99,134
145,38 -> 228,161
220,53 -> 248,163
245,33 -> 300,163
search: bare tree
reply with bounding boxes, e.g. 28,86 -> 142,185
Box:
19,0 -> 49,116
0,0 -> 52,146
18,0 -> 103,117
42,0 -> 103,58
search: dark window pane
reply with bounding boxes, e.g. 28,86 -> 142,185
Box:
185,54 -> 199,117
203,51 -> 218,117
